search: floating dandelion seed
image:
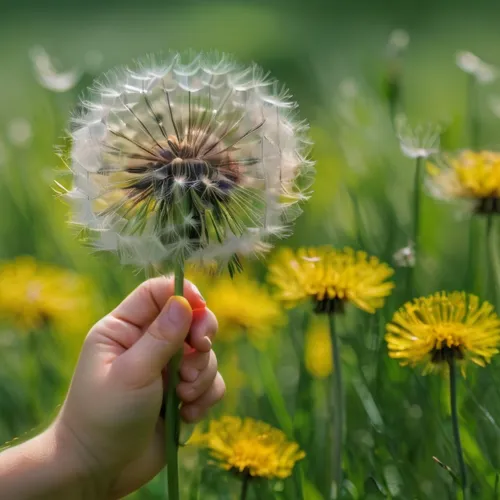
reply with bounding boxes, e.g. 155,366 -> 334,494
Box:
386,29 -> 410,57
456,51 -> 497,84
427,150 -> 500,214
268,246 -> 395,314
393,242 -> 416,268
30,46 -> 82,93
66,52 -> 314,274
190,416 -> 305,479
386,291 -> 500,374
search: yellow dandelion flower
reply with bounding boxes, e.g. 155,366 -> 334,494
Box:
268,246 -> 394,314
305,318 -> 333,378
192,416 -> 305,479
386,291 -> 500,374
0,256 -> 94,334
427,150 -> 500,213
205,275 -> 285,343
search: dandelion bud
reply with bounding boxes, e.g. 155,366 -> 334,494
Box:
65,53 -> 314,272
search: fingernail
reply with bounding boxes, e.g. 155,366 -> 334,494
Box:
202,336 -> 212,350
183,367 -> 199,382
165,296 -> 189,326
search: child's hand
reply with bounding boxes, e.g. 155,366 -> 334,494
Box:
52,277 -> 225,498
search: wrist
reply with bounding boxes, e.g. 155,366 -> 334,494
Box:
0,421 -> 111,500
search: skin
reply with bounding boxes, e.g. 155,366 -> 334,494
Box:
0,277 -> 226,499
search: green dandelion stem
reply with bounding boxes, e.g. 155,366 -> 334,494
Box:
240,473 -> 250,500
165,264 -> 185,500
448,357 -> 468,500
328,313 -> 344,495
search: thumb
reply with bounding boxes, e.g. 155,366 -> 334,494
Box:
113,296 -> 193,388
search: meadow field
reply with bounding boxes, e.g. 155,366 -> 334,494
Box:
2,1 -> 500,498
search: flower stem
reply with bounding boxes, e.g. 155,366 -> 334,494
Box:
240,473 -> 250,500
408,156 -> 423,297
165,264 -> 185,500
328,313 -> 344,496
448,358 -> 468,500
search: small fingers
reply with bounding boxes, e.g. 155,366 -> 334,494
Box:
188,308 -> 218,352
180,373 -> 226,423
177,351 -> 218,402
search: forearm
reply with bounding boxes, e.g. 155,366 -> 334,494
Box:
0,423 -> 108,500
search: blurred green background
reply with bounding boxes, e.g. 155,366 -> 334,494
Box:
2,0 -> 500,498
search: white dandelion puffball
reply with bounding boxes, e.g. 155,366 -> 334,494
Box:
67,53 -> 314,272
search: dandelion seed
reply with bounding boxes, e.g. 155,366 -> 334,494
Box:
427,150 -> 500,214
395,115 -> 441,159
66,52 -> 314,273
7,118 -> 32,147
393,242 -> 416,268
386,291 -> 500,374
456,51 -> 497,84
30,46 -> 82,93
189,416 -> 305,479
387,29 -> 410,57
268,246 -> 395,314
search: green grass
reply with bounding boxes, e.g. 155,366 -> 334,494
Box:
2,3 -> 500,498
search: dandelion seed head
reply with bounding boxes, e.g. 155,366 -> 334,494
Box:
386,291 -> 500,374
67,52 -> 313,271
395,115 -> 441,159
